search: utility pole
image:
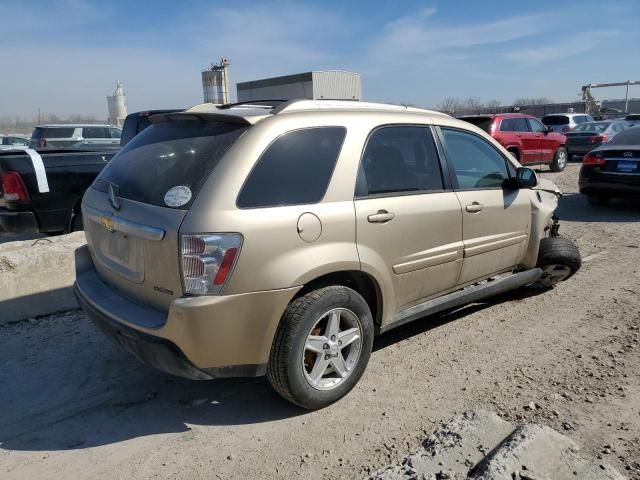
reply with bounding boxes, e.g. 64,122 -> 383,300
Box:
625,81 -> 630,113
38,108 -> 41,125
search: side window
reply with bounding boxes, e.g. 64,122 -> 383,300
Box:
512,118 -> 530,132
528,118 -> 546,133
358,126 -> 444,196
612,123 -> 623,133
237,127 -> 345,208
110,128 -> 122,139
499,119 -> 514,132
500,118 -> 529,132
83,127 -> 108,138
441,128 -> 510,190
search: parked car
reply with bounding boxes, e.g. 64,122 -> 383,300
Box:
74,100 -> 581,409
625,113 -> 640,127
541,113 -> 593,133
0,148 -> 118,234
459,113 -> 568,171
0,135 -> 30,150
30,125 -> 122,149
565,120 -> 628,159
579,126 -> 640,205
120,109 -> 183,146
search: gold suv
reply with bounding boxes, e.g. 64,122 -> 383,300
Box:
74,100 -> 581,409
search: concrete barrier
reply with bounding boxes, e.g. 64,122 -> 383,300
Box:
0,232 -> 86,325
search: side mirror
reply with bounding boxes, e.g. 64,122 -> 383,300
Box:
515,167 -> 538,188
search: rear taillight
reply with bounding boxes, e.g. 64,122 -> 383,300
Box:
583,153 -> 606,166
180,233 -> 242,295
589,134 -> 609,144
1,171 -> 30,202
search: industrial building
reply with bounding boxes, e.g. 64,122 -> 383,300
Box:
106,81 -> 127,127
237,71 -> 361,102
202,58 -> 231,104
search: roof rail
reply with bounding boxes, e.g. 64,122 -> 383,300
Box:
217,99 -> 289,110
273,99 -> 436,114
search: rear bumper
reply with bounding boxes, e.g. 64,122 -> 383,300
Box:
567,144 -> 598,156
579,166 -> 640,197
74,245 -> 300,379
0,209 -> 39,234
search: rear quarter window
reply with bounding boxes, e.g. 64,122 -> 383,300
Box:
237,127 -> 346,208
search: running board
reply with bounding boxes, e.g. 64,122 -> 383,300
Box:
378,268 -> 543,334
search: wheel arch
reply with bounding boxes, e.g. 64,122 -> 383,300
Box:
293,270 -> 383,330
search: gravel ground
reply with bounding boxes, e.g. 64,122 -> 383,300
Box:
1,163 -> 639,479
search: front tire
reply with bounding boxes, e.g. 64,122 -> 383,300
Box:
535,237 -> 581,287
550,147 -> 568,172
267,286 -> 374,410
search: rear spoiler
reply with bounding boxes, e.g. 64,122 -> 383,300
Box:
149,112 -> 252,126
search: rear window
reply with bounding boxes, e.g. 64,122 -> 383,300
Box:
95,120 -> 248,208
237,127 -> 346,208
541,116 -> 569,126
573,122 -> 609,133
607,126 -> 640,145
31,127 -> 75,139
459,117 -> 493,133
626,114 -> 640,121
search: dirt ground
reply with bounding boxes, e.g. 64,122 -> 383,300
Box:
1,163 -> 639,479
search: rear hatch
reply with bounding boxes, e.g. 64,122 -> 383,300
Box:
82,116 -> 249,311
598,148 -> 640,175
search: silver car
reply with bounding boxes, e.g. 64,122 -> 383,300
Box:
30,125 -> 122,149
541,113 -> 594,133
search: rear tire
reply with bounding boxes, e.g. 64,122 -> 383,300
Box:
535,237 -> 581,287
550,147 -> 568,172
587,194 -> 610,206
267,286 -> 374,410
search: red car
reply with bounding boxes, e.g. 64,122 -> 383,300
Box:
459,113 -> 568,172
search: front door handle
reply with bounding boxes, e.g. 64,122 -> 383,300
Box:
465,202 -> 484,213
367,210 -> 395,223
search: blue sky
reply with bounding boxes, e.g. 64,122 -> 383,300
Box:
1,0 -> 639,119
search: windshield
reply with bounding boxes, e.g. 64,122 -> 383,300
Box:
541,116 -> 569,126
459,117 -> 493,133
94,119 -> 248,208
572,122 -> 609,133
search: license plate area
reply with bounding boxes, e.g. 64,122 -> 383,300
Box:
91,222 -> 145,284
617,161 -> 638,173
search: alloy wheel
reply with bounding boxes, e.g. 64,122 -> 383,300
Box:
302,308 -> 363,391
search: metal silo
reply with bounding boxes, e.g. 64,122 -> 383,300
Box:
202,57 -> 231,104
107,81 -> 127,127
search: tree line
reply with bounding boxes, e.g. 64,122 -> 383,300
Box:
436,96 -> 552,114
0,113 -> 108,135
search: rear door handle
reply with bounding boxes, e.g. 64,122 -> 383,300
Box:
367,210 -> 395,223
465,202 -> 484,213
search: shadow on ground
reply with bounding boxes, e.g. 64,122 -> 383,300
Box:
0,286 -> 545,452
557,193 -> 640,223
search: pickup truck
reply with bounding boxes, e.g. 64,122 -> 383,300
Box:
0,148 -> 118,234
